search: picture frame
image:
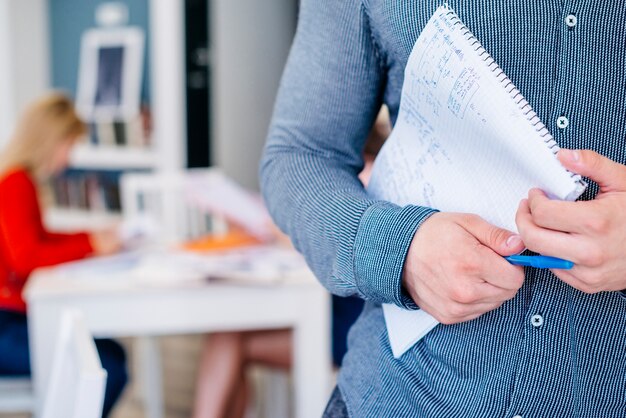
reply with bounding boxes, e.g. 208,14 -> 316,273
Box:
76,27 -> 145,122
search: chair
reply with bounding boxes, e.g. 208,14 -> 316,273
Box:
0,376 -> 35,414
41,309 -> 106,418
120,168 -> 228,418
120,168 -> 228,245
0,310 -> 105,418
119,169 -> 291,417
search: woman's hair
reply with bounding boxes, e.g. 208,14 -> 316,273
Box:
0,92 -> 86,178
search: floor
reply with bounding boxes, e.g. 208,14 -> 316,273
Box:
112,335 -> 205,418
0,335 -> 295,418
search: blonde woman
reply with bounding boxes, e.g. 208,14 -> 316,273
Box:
0,93 -> 127,417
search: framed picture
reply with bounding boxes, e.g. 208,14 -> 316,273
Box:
76,27 -> 144,122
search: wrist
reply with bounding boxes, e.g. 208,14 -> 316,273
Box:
353,202 -> 437,308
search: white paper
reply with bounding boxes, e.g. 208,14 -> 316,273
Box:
185,171 -> 274,241
383,304 -> 439,358
368,6 -> 586,358
56,247 -> 312,286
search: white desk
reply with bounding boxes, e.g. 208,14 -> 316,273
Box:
24,256 -> 332,418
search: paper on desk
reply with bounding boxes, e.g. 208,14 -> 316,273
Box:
56,247 -> 312,286
185,171 -> 274,241
56,252 -> 143,280
368,6 -> 586,358
132,248 -> 312,286
118,216 -> 161,249
57,251 -> 217,285
200,247 -> 314,284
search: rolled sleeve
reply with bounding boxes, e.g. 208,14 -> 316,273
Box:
260,0 -> 436,306
354,203 -> 437,308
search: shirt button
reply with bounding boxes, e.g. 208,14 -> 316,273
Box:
531,314 -> 544,328
565,14 -> 577,28
513,415 -> 523,418
557,116 -> 569,129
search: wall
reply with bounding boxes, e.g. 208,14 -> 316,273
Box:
49,0 -> 151,101
0,0 -> 50,147
48,0 -> 296,180
0,0 -> 151,148
211,0 -> 297,190
0,1 -> 14,147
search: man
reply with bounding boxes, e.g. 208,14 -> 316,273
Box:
260,1 -> 626,416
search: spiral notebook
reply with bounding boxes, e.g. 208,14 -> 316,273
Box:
367,5 -> 587,358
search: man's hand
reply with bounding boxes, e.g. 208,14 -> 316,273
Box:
516,149 -> 626,294
403,213 -> 525,324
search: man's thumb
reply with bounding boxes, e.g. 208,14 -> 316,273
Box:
463,215 -> 524,256
558,149 -> 626,193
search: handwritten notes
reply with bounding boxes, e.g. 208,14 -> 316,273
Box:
368,6 -> 586,358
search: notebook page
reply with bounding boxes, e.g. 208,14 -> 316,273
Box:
368,5 -> 586,358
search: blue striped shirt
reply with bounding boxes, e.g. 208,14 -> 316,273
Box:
260,1 -> 626,416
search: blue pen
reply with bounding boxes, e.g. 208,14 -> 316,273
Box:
505,255 -> 574,270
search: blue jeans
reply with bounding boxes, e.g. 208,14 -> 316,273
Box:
331,295 -> 363,367
0,310 -> 128,417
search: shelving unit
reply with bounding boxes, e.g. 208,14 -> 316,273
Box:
69,143 -> 158,170
5,0 -> 297,232
46,0 -> 185,232
45,208 -> 122,232
47,141 -> 156,231
1,2 -> 302,417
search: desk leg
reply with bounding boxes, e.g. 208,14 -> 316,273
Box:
293,290 -> 332,418
137,336 -> 164,418
28,302 -> 64,418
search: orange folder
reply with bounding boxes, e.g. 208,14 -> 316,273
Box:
182,229 -> 262,252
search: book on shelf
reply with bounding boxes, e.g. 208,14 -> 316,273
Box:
50,169 -> 128,213
88,106 -> 151,148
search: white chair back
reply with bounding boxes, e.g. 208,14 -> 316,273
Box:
120,168 -> 227,244
41,309 -> 106,418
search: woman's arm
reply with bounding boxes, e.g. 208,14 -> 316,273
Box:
0,172 -> 93,279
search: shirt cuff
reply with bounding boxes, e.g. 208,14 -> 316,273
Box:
353,202 -> 437,309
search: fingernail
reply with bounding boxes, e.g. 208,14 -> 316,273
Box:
562,149 -> 580,162
506,234 -> 522,248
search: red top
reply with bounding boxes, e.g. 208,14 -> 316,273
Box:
0,168 -> 93,313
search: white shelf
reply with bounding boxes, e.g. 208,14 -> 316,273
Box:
69,144 -> 158,170
45,208 -> 122,232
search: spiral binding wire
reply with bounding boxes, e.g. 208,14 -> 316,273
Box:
439,5 -> 584,185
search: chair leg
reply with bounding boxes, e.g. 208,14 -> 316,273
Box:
261,369 -> 290,418
137,336 -> 164,418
